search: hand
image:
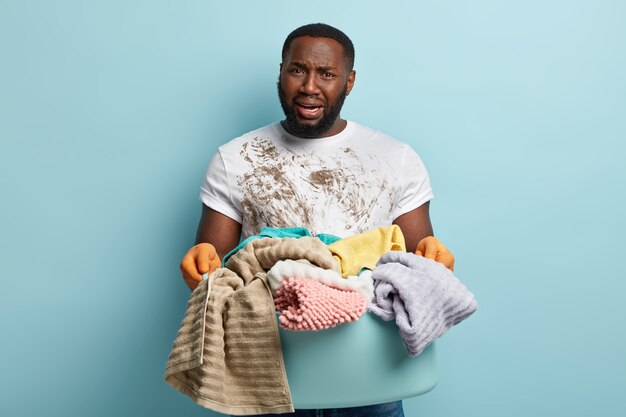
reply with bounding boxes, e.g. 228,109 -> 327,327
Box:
179,243 -> 221,290
415,236 -> 455,271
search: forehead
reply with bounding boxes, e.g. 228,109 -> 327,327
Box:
284,36 -> 346,66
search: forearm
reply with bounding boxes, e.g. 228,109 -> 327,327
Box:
392,202 -> 434,253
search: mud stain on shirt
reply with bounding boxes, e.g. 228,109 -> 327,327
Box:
307,169 -> 336,190
237,137 -> 395,236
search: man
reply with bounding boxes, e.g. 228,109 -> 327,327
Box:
179,23 -> 454,417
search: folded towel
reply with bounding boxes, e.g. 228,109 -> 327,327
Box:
327,225 -> 406,277
275,276 -> 367,331
368,251 -> 478,356
267,259 -> 374,303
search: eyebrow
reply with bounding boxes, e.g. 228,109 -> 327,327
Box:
289,62 -> 338,72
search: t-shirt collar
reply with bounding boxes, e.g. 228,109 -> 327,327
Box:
274,120 -> 355,147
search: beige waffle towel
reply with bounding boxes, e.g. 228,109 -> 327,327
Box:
164,237 -> 338,415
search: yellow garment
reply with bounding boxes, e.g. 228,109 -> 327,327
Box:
327,225 -> 406,277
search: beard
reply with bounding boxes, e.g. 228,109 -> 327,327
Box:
277,78 -> 348,138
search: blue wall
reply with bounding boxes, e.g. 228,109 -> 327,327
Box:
1,1 -> 625,416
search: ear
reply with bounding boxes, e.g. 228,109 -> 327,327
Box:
345,70 -> 356,96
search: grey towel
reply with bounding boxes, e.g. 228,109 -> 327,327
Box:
368,251 -> 478,356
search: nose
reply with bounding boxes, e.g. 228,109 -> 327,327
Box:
300,73 -> 320,95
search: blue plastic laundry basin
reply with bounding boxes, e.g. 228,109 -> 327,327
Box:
278,312 -> 437,409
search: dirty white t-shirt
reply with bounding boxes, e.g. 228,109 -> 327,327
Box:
200,120 -> 433,239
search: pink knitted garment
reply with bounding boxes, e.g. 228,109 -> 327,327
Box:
274,276 -> 367,331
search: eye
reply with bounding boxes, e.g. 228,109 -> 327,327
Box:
289,68 -> 304,74
322,72 -> 336,78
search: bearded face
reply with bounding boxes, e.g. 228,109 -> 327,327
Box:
277,77 -> 348,138
277,36 -> 355,138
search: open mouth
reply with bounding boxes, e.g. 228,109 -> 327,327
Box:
295,103 -> 324,119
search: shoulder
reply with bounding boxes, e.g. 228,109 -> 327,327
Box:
348,121 -> 415,156
217,122 -> 283,154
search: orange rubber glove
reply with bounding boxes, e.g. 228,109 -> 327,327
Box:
415,236 -> 455,271
179,243 -> 221,290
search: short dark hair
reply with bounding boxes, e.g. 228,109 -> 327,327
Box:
282,23 -> 355,70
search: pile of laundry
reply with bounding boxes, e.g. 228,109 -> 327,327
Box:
164,225 -> 477,415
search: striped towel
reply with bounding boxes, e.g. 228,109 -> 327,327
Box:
164,236 -> 339,415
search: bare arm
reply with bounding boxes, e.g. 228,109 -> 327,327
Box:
393,201 -> 455,270
195,204 -> 242,260
392,201 -> 434,253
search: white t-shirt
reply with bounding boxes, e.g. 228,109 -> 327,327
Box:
200,121 -> 433,239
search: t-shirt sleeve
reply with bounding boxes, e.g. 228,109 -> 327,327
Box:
392,145 -> 434,219
199,151 -> 243,223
